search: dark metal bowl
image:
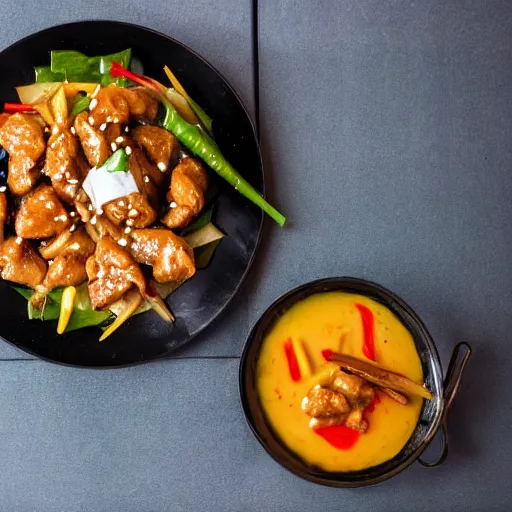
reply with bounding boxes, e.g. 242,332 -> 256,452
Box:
0,21 -> 263,367
239,277 -> 471,487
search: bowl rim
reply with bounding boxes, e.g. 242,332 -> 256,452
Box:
239,276 -> 445,487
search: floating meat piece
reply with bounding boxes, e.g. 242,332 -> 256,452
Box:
86,235 -> 146,310
0,113 -> 45,196
74,111 -> 110,167
0,236 -> 46,288
345,409 -> 368,434
15,184 -> 70,239
309,415 -> 349,429
301,386 -> 351,418
132,125 -> 178,177
44,129 -> 89,203
130,228 -> 195,284
330,370 -> 375,409
43,228 -> 95,289
162,157 -> 208,229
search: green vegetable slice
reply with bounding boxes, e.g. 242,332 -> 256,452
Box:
71,94 -> 91,117
181,205 -> 214,235
98,148 -> 128,173
36,48 -> 131,85
13,284 -> 112,332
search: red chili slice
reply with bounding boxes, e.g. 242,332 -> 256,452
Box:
283,338 -> 301,382
355,303 -> 376,361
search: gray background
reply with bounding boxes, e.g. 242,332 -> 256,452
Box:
0,0 -> 510,510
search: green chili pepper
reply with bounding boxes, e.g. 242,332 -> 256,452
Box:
71,94 -> 91,117
163,105 -> 286,226
98,148 -> 128,173
110,62 -> 286,226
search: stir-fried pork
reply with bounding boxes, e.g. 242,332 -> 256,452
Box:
130,228 -> 195,284
0,113 -> 45,196
104,191 -> 157,229
89,85 -> 158,126
132,125 -> 178,177
43,228 -> 95,289
15,184 -> 70,239
74,112 -> 110,167
44,129 -> 88,203
86,236 -> 146,310
162,157 -> 208,229
0,237 -> 46,287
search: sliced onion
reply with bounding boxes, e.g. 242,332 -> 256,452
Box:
39,229 -> 72,260
100,289 -> 143,341
16,82 -> 61,105
183,222 -> 224,249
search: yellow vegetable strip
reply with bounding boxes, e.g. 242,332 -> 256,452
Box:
291,339 -> 312,378
57,286 -> 77,334
99,291 -> 143,342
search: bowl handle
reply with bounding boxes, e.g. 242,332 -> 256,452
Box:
418,341 -> 472,468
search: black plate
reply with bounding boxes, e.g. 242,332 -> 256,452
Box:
0,21 -> 263,367
240,277 -> 471,487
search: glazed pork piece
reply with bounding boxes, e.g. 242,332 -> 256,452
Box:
89,85 -> 158,126
73,111 -> 110,167
132,125 -> 178,177
0,236 -> 46,288
162,157 -> 208,229
130,228 -> 195,284
42,228 -> 95,290
86,235 -> 147,310
44,129 -> 89,203
15,184 -> 70,239
0,113 -> 45,196
0,192 -> 7,242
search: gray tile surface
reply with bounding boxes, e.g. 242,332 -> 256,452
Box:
0,0 -> 255,359
0,360 -> 508,512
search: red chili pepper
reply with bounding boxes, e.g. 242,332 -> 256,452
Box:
283,338 -> 301,382
3,103 -> 37,114
321,349 -> 334,361
315,392 -> 381,450
355,303 -> 376,361
314,425 -> 360,450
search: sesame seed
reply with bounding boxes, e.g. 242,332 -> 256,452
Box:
99,123 -> 107,131
44,127 -> 50,133
90,216 -> 97,225
157,162 -> 166,172
50,142 -> 56,149
88,204 -> 93,211
69,242 -> 80,250
128,209 -> 139,218
113,117 -> 119,123
117,238 -> 127,247
126,219 -> 134,226
53,216 -> 59,222
124,126 -> 129,133
106,116 -> 112,123
59,215 -> 67,222
118,200 -> 125,207
65,172 -> 71,179
0,186 -> 6,193
70,224 -> 76,232
48,260 -> 54,265
51,125 -> 59,135
89,98 -> 98,111
15,236 -> 23,245
70,126 -> 76,135
111,142 -> 117,152
59,165 -> 67,172
125,146 -> 132,155
45,202 -> 52,209
143,176 -> 150,183
115,136 -> 124,143
88,116 -> 95,125
91,84 -> 101,98
57,133 -> 64,142
68,179 -> 79,185
124,227 -> 131,234
70,212 -> 76,217
170,201 -> 177,208
127,203 -> 133,209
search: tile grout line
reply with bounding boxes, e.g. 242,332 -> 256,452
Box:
252,0 -> 260,139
